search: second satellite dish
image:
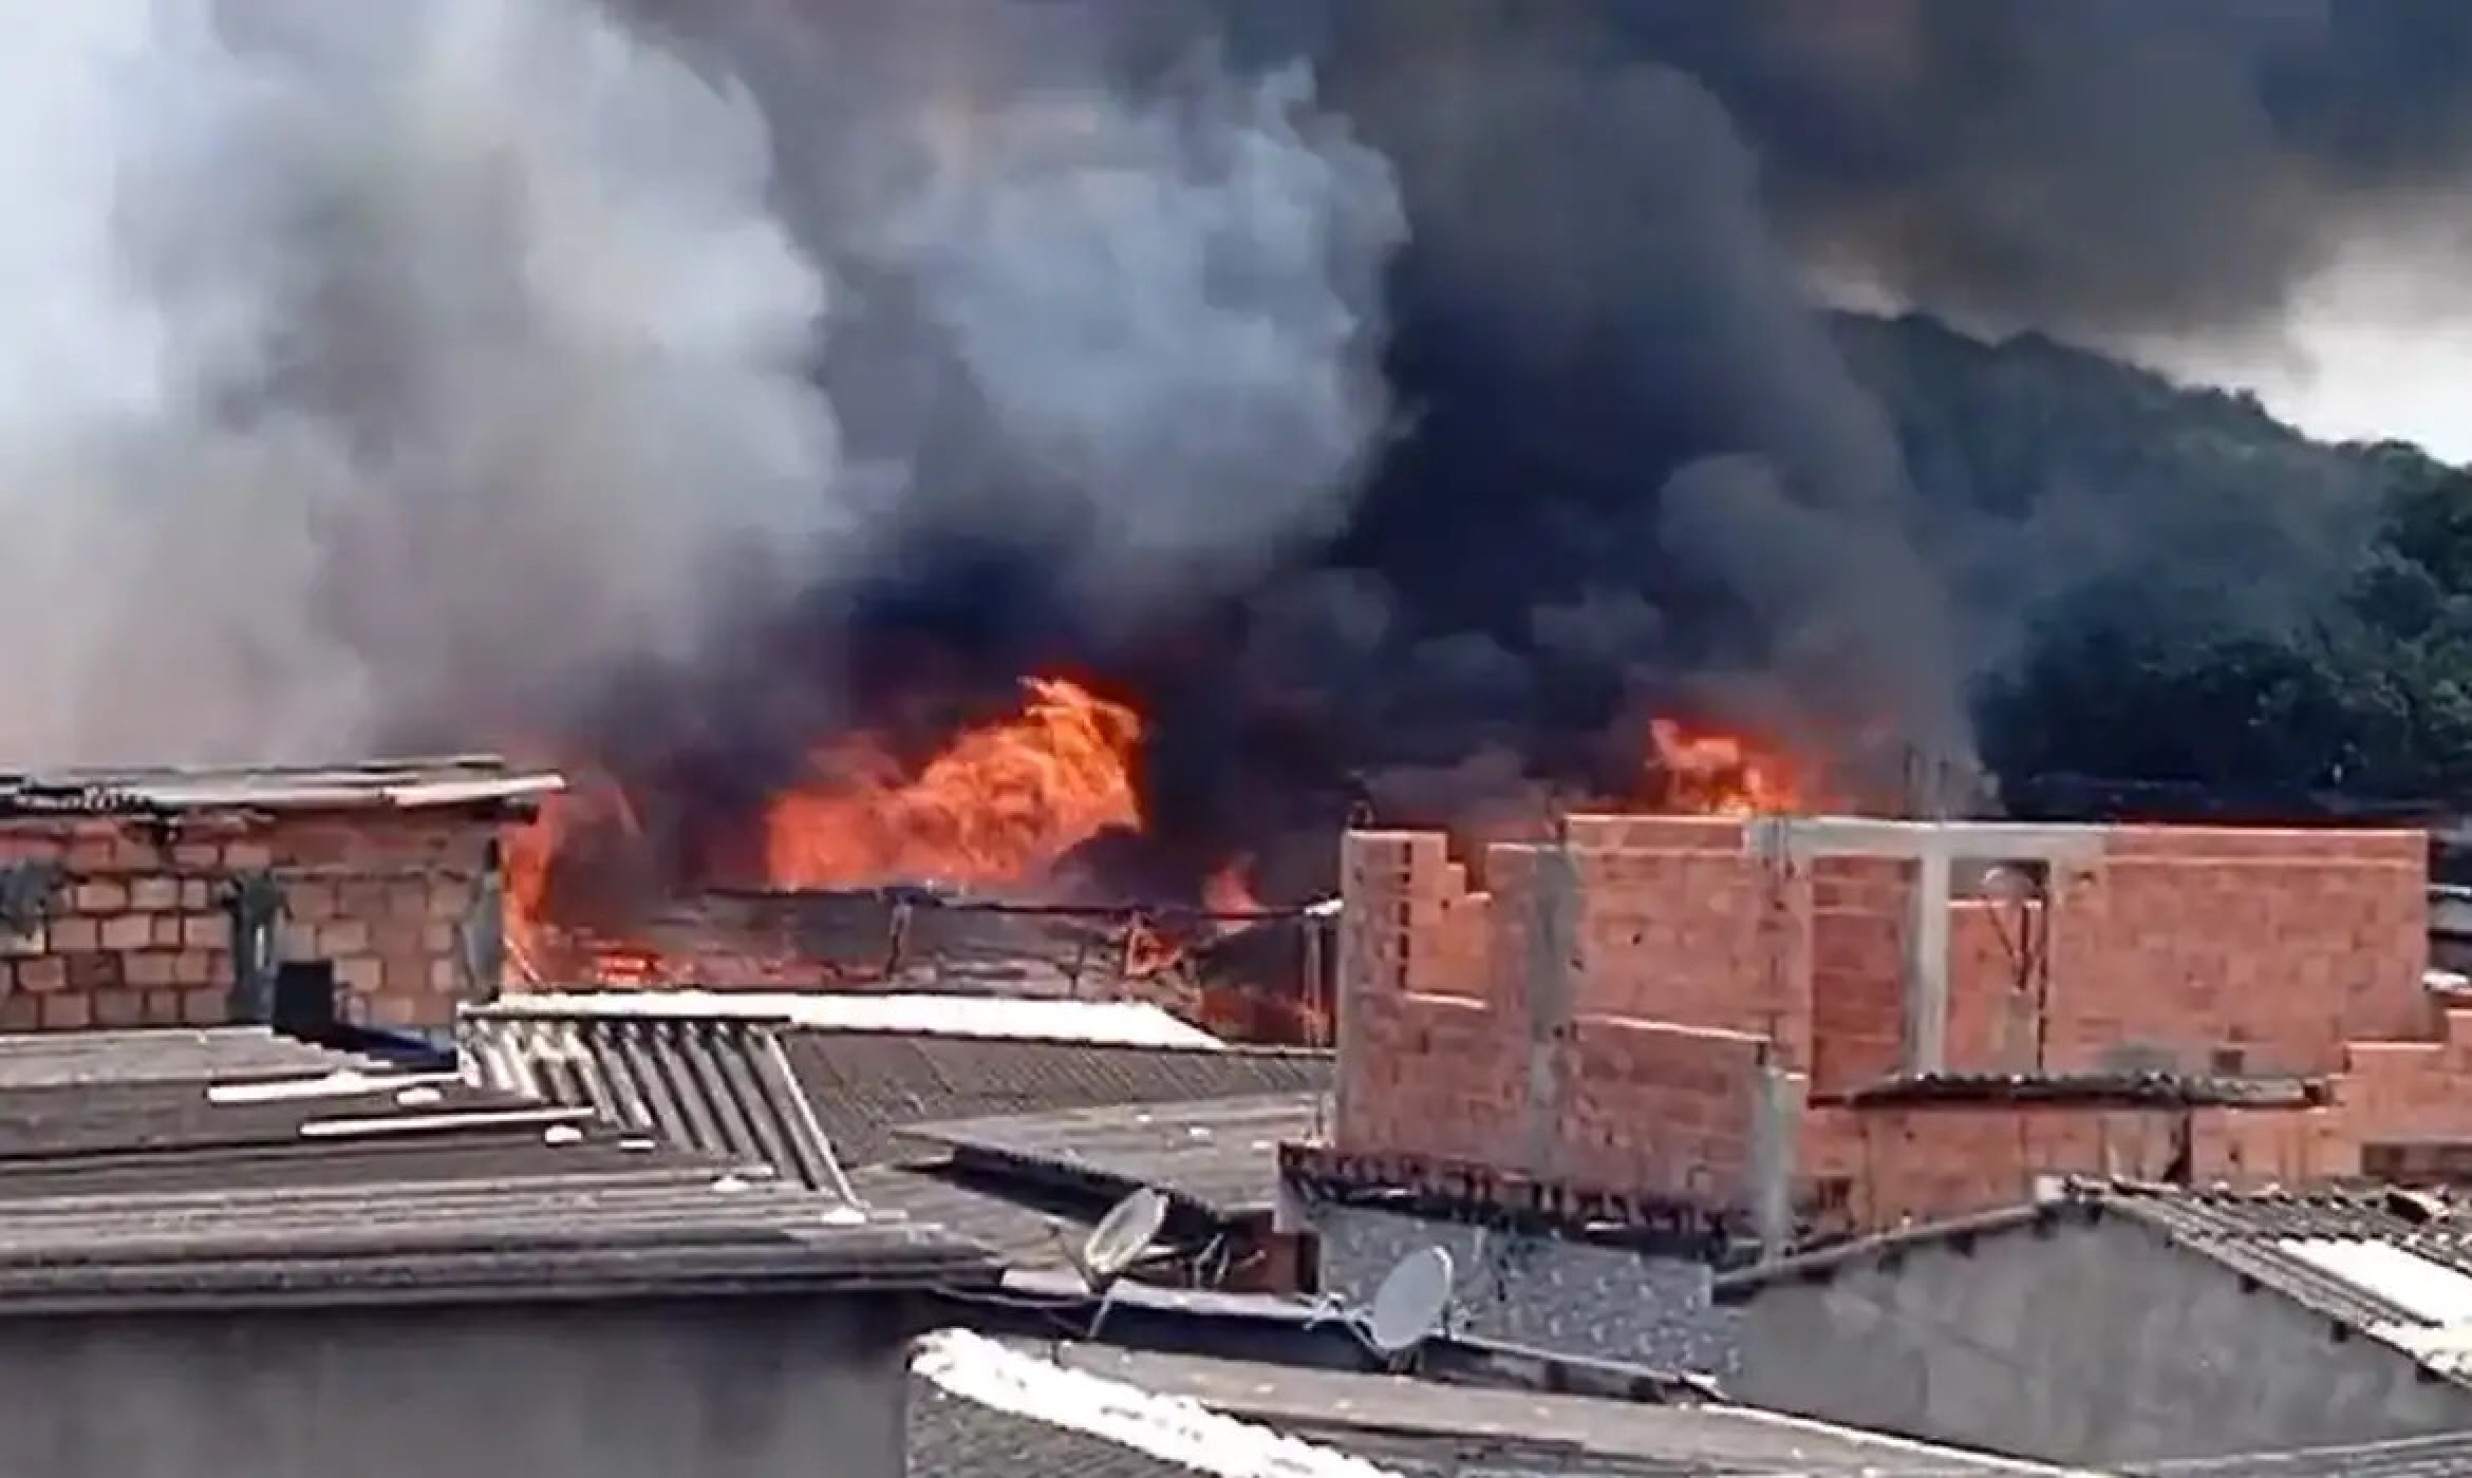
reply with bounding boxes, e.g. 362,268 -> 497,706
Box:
1365,1245 -> 1455,1356
1075,1186 -> 1170,1292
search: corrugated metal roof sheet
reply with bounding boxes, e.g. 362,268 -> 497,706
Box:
783,1032 -> 1332,1169
459,1013 -> 853,1198
466,995 -> 1331,1178
0,1025 -> 994,1311
0,756 -> 561,816
0,1166 -> 989,1312
0,1027 -> 378,1087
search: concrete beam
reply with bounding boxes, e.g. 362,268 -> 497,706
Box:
1743,817 -> 2108,865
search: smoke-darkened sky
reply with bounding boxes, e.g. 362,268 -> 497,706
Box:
8,0 -> 2472,890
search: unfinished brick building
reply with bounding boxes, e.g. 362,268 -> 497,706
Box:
1294,814 -> 2456,1251
0,759 -> 560,1036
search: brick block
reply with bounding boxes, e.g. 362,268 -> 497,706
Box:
336,956 -> 383,997
128,877 -> 179,912
90,990 -> 142,1028
72,881 -> 127,914
97,914 -> 154,952
48,918 -> 96,953
0,996 -> 39,1032
151,916 -> 184,948
181,914 -> 230,951
220,841 -> 275,871
14,957 -> 66,995
288,882 -> 339,923
34,998 -> 87,1033
179,988 -> 226,1027
125,953 -> 177,988
317,920 -> 371,956
139,989 -> 183,1027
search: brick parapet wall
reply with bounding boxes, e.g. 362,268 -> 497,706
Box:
0,809 -> 503,1033
1336,826 -> 1791,1212
1336,817 -> 2436,1235
1798,1097 -> 2355,1233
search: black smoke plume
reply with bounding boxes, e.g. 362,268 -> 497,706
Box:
15,2 -> 2468,907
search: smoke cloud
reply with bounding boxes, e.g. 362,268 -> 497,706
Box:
12,0 -> 2466,899
0,0 -> 843,766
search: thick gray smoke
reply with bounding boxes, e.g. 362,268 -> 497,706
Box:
1622,0 -> 2472,342
0,0 -> 1402,767
0,0 -> 841,765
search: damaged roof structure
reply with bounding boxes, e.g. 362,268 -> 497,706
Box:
522,888 -> 1339,1046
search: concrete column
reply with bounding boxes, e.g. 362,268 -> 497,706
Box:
1520,845 -> 1579,1181
1903,842 -> 1952,1075
1746,1059 -> 1800,1261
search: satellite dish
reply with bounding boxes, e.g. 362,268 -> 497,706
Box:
1365,1246 -> 1454,1356
1075,1187 -> 1169,1292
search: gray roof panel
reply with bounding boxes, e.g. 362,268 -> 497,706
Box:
906,1092 -> 1327,1219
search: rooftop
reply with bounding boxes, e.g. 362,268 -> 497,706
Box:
908,1329 -> 2075,1478
1719,1179 -> 2472,1391
906,1092 -> 1326,1222
463,994 -> 1331,1179
0,1023 -> 996,1311
0,755 -> 563,817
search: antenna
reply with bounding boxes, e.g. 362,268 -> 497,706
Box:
1073,1187 -> 1169,1294
1364,1246 -> 1454,1359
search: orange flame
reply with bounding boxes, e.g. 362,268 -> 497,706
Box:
1203,855 -> 1266,915
763,676 -> 1143,891
1646,718 -> 1805,816
502,766 -> 642,982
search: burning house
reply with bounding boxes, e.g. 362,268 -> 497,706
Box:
0,758 -> 559,1039
511,677 -> 1341,1044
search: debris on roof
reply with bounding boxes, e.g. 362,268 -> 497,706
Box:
0,755 -> 562,817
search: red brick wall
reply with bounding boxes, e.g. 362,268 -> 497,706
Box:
1335,818 -> 2430,1231
2042,827 -> 2426,1076
1335,827 -> 1786,1208
0,808 -> 505,1034
1946,900 -> 2044,1075
1798,1097 -> 2354,1231
1809,857 -> 1911,1092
